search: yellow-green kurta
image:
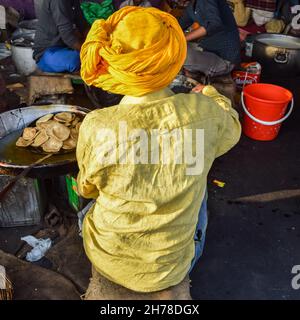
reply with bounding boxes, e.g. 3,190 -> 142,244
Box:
77,86 -> 241,292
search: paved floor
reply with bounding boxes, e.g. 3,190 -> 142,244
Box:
190,76 -> 300,299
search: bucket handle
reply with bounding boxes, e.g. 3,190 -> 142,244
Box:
241,92 -> 294,126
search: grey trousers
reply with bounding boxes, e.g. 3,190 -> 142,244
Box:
184,42 -> 235,77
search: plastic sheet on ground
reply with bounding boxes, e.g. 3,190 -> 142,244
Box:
20,236 -> 52,262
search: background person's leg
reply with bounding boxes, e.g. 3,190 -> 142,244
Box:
37,47 -> 80,73
189,191 -> 208,272
184,42 -> 234,77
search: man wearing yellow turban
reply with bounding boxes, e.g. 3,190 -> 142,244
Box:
78,6 -> 241,299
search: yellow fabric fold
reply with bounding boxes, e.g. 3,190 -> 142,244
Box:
202,85 -> 232,111
80,6 -> 187,96
229,0 -> 251,27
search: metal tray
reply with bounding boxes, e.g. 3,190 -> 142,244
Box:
0,105 -> 90,178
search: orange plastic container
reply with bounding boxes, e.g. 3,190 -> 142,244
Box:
242,83 -> 293,141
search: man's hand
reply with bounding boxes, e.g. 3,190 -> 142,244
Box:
72,29 -> 85,50
72,40 -> 83,51
192,84 -> 206,93
185,26 -> 207,42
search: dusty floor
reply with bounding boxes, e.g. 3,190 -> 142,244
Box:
0,68 -> 299,299
190,75 -> 300,299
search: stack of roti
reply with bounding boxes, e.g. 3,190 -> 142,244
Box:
16,112 -> 82,153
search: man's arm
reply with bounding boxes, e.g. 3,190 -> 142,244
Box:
185,26 -> 207,41
201,85 -> 241,158
184,0 -> 223,41
197,0 -> 223,36
74,0 -> 90,38
50,0 -> 82,51
76,114 -> 99,199
178,6 -> 194,31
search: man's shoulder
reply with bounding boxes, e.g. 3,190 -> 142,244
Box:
81,92 -> 225,132
172,91 -> 219,109
81,105 -> 123,127
172,91 -> 230,123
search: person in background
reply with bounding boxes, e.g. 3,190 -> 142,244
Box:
33,0 -> 89,73
0,0 -> 35,20
77,7 -> 241,298
179,0 -> 241,77
120,0 -> 152,8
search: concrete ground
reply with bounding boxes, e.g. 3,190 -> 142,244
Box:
0,71 -> 299,300
190,75 -> 300,299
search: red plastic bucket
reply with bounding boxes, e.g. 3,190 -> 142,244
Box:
241,83 -> 293,141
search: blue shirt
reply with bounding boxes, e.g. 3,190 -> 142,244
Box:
179,0 -> 241,65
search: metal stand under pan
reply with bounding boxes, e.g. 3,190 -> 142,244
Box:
0,104 -> 91,227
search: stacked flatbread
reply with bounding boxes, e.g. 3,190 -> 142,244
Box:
16,112 -> 82,153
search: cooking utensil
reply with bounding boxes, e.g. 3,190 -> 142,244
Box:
252,33 -> 300,76
0,104 -> 90,178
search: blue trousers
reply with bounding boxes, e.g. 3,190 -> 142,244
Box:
37,47 -> 80,73
189,191 -> 208,272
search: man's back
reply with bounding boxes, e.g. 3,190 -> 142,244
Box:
77,87 -> 241,292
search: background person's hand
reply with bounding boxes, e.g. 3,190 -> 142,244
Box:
192,84 -> 205,93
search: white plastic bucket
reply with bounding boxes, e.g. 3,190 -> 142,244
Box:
11,45 -> 37,76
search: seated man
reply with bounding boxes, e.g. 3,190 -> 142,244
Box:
33,0 -> 88,73
179,0 -> 241,77
78,7 -> 241,298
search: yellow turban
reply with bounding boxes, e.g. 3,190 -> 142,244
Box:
80,6 -> 187,97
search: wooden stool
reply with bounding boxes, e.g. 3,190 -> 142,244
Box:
84,267 -> 192,300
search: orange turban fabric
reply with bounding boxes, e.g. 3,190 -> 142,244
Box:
80,6 -> 187,97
